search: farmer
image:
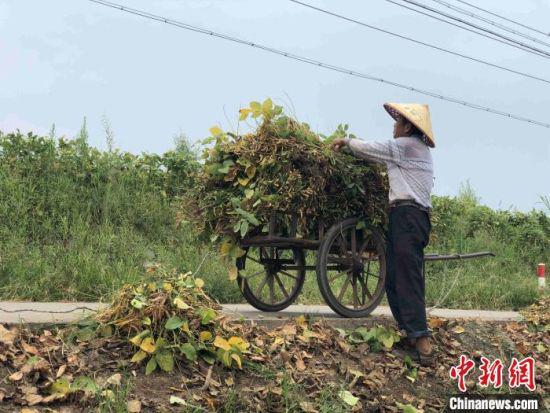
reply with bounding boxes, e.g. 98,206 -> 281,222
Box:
331,103 -> 435,366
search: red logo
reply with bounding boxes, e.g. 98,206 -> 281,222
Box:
449,355 -> 476,392
478,357 -> 504,388
508,357 -> 536,391
450,355 -> 536,392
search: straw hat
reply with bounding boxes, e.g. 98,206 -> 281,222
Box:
383,103 -> 435,148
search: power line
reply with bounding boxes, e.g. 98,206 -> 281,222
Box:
428,0 -> 550,49
384,0 -> 550,59
391,0 -> 550,58
452,0 -> 550,38
289,0 -> 550,85
86,0 -> 550,129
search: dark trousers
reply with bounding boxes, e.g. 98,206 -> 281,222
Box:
385,205 -> 431,338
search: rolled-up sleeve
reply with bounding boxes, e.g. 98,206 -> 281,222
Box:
344,137 -> 401,164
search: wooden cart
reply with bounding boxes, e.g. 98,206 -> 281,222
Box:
235,211 -> 493,318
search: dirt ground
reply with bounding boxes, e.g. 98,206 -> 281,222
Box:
0,301 -> 548,413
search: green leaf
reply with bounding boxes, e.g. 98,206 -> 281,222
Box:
155,350 -> 174,372
236,208 -> 259,225
209,126 -> 224,137
170,395 -> 188,406
76,327 -> 95,342
198,308 -> 217,325
240,220 -> 249,237
396,402 -> 420,413
165,316 -> 184,330
180,343 -> 197,362
25,355 -> 40,366
237,177 -> 250,186
201,136 -> 215,145
130,298 -> 146,309
98,324 -> 113,338
405,367 -> 418,382
217,348 -> 232,367
239,108 -> 251,121
380,333 -> 395,349
262,98 -> 273,114
50,377 -> 71,396
338,390 -> 359,406
131,350 -> 148,363
335,328 -> 347,338
70,376 -> 98,395
145,357 -> 158,375
245,165 -> 256,178
250,101 -> 262,117
218,159 -> 235,174
199,349 -> 216,364
233,221 -> 242,233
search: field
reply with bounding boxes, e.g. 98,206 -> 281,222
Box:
0,129 -> 548,310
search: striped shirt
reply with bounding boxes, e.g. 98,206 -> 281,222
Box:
343,134 -> 434,208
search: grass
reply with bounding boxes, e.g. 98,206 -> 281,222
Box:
0,129 -> 547,310
96,376 -> 133,413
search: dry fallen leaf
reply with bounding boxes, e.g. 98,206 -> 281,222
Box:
452,326 -> 465,334
428,317 -> 447,329
295,357 -> 306,371
21,342 -> 39,355
56,364 -> 67,379
0,325 -> 17,345
280,324 -> 297,336
295,315 -> 308,329
300,401 -> 319,413
24,393 -> 43,406
516,342 -> 527,355
9,371 -> 23,382
127,399 -> 142,412
107,373 -> 122,386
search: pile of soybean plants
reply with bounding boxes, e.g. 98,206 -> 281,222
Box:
179,99 -> 388,274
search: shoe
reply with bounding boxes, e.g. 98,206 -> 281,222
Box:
416,348 -> 436,367
391,344 -> 436,368
415,337 -> 436,367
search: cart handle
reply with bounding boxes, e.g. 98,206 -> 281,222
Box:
424,251 -> 495,261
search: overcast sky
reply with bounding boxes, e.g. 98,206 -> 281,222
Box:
1,0 -> 548,211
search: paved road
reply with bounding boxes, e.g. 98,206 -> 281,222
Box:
0,301 -> 522,327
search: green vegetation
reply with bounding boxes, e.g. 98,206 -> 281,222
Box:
0,127 -> 547,309
0,127 -> 239,303
181,99 -> 387,270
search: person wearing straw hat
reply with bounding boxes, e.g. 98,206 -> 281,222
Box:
331,103 -> 436,367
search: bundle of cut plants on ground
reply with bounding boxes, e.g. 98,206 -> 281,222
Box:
95,264 -> 252,374
179,98 -> 389,262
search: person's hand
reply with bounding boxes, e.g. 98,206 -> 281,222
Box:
331,138 -> 347,152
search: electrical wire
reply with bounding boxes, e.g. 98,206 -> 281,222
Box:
289,0 -> 550,85
391,0 -> 550,58
452,0 -> 550,38
428,0 -> 550,49
86,0 -> 550,129
384,0 -> 550,59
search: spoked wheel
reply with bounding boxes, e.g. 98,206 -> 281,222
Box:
316,217 -> 386,318
236,246 -> 306,312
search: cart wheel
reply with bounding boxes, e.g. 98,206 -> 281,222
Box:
236,246 -> 305,312
316,217 -> 386,318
